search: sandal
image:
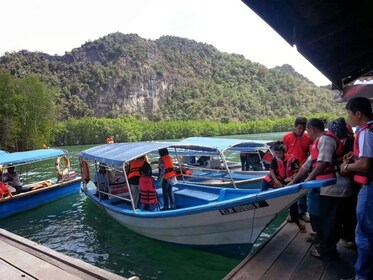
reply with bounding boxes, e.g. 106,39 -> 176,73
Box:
310,249 -> 321,258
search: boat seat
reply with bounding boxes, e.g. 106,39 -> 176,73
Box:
174,188 -> 219,202
207,159 -> 221,169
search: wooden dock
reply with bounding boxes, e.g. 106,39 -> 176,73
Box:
224,222 -> 356,280
0,228 -> 138,280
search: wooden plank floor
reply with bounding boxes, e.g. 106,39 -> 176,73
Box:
224,222 -> 356,280
0,228 -> 138,280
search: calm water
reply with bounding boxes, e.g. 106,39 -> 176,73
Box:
0,133 -> 285,280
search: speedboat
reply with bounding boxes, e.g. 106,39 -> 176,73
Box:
0,148 -> 81,219
173,137 -> 274,189
80,141 -> 335,257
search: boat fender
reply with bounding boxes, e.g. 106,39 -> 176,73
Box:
56,156 -> 70,179
80,160 -> 90,183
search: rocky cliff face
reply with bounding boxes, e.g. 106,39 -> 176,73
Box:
0,32 -> 342,121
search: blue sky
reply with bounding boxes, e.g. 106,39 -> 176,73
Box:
0,0 -> 330,86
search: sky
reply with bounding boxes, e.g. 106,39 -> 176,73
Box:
0,0 -> 330,86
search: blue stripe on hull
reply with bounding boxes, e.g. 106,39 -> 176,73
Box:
0,180 -> 81,219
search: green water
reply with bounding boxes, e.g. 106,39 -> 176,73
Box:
0,133 -> 285,280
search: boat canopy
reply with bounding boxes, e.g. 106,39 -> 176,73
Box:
80,138 -> 274,167
0,148 -> 66,166
80,142 -> 178,166
178,137 -> 272,153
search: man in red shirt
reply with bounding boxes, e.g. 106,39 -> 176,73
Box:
283,117 -> 312,222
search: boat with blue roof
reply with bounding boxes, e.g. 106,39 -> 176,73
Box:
0,148 -> 81,219
170,137 -> 274,189
79,141 -> 335,257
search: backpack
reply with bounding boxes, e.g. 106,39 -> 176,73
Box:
327,118 -> 348,139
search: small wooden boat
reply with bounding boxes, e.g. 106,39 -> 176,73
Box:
0,148 -> 81,219
80,141 -> 335,257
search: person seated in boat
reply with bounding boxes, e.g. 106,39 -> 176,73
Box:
196,156 -> 210,167
3,164 -> 23,194
139,162 -> 158,211
94,163 -> 109,200
261,141 -> 299,190
158,148 -> 177,210
127,156 -> 146,208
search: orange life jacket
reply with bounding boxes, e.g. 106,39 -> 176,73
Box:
175,167 -> 192,178
352,122 -> 373,184
139,176 -> 157,205
264,154 -> 298,185
128,158 -> 144,179
160,155 -> 177,180
283,131 -> 312,165
310,131 -> 344,180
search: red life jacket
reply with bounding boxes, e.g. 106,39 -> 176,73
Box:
128,158 -> 144,179
264,154 -> 298,185
353,122 -> 373,184
310,131 -> 344,180
160,155 -> 177,180
0,182 -> 11,198
139,176 -> 157,205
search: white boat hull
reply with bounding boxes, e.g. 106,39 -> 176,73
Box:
101,189 -> 305,246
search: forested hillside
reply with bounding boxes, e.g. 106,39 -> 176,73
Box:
0,32 -> 344,122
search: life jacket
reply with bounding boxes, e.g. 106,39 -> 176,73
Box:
160,155 -> 177,180
0,182 -> 11,198
262,151 -> 274,164
283,131 -> 311,165
352,122 -> 373,184
263,154 -> 298,185
139,176 -> 157,205
175,167 -> 192,178
310,131 -> 344,180
128,158 -> 144,179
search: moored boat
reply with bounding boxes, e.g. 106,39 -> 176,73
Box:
0,148 -> 81,219
173,137 -> 274,188
79,141 -> 335,257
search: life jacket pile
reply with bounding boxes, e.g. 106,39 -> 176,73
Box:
352,122 -> 373,185
139,176 -> 157,205
263,154 -> 298,186
310,131 -> 345,180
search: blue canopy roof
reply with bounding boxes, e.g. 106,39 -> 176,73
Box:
0,150 -> 8,155
80,142 -> 178,166
0,148 -> 66,166
80,138 -> 274,167
178,137 -> 272,153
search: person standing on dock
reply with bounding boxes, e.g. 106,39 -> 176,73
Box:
303,118 -> 350,262
340,97 -> 373,280
283,117 -> 312,223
